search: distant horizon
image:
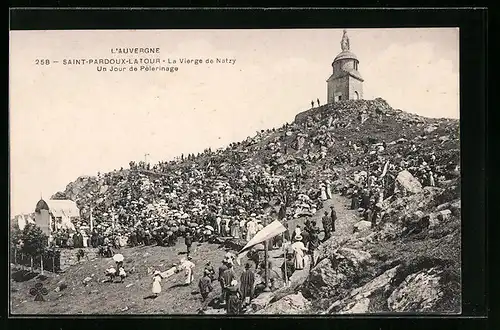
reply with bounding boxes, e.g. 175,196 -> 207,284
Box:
10,28 -> 460,216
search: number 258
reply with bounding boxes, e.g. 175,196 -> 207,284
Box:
35,59 -> 50,65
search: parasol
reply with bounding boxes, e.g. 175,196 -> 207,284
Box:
113,254 -> 124,263
252,243 -> 265,251
204,225 -> 215,231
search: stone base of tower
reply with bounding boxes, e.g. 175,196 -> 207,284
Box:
327,75 -> 363,104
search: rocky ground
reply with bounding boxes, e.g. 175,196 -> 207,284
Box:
11,98 -> 461,314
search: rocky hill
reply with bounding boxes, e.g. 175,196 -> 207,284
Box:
20,97 -> 461,314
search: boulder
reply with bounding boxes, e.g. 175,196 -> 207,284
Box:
436,202 -> 450,211
338,298 -> 370,314
255,292 -> 311,314
403,211 -> 430,234
326,265 -> 400,314
437,209 -> 452,221
303,248 -> 372,299
396,170 -> 423,194
449,200 -> 461,217
387,267 -> 444,312
424,125 -> 438,134
428,213 -> 440,229
352,221 -> 372,234
377,222 -> 402,241
251,292 -> 274,312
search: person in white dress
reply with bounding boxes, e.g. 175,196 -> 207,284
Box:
152,270 -> 163,297
246,218 -> 257,241
291,235 -> 308,270
178,257 -> 195,285
320,184 -> 328,201
325,180 -> 333,199
216,217 -> 222,235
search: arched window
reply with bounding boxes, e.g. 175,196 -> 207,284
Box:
354,91 -> 360,100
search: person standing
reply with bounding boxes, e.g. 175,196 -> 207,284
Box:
218,260 -> 229,304
308,222 -> 321,267
204,261 -> 216,281
325,180 -> 333,199
178,257 -> 195,285
330,206 -> 337,233
226,280 -> 242,315
221,262 -> 236,305
311,100 -> 314,108
320,183 -> 328,201
281,252 -> 295,285
317,98 -> 320,107
185,232 -> 193,258
215,217 -> 222,235
230,218 -> 240,239
239,263 -> 255,307
198,269 -> 214,313
291,235 -> 308,270
151,271 -> 164,298
246,217 -> 257,241
321,211 -> 332,242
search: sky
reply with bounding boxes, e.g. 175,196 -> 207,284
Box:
9,28 -> 459,216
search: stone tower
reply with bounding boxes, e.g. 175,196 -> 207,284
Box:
327,30 -> 364,104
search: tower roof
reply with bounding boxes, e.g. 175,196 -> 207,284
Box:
35,199 -> 49,213
333,50 -> 359,62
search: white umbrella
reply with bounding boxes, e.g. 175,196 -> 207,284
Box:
205,225 -> 214,231
113,254 -> 124,263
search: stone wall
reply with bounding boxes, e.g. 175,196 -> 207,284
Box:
348,76 -> 363,100
327,75 -> 349,103
59,248 -> 99,271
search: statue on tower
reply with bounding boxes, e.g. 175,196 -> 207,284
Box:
341,29 -> 350,52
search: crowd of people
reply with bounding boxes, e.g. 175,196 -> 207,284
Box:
30,98 -> 460,314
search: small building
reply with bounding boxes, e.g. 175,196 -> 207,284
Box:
35,199 -> 80,236
327,30 -> 364,103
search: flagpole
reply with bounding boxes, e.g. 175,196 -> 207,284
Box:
283,232 -> 288,287
90,208 -> 93,232
263,215 -> 270,292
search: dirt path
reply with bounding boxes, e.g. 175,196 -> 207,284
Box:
285,193 -> 359,240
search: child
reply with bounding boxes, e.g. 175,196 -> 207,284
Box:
152,270 -> 163,298
118,267 -> 127,283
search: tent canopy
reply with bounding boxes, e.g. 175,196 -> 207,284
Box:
45,199 -> 80,219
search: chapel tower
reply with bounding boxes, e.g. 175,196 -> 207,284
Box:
327,30 -> 364,104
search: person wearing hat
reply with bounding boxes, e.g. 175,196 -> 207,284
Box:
291,234 -> 308,270
151,270 -> 164,298
198,269 -> 214,313
330,205 -> 337,233
178,257 -> 195,285
225,279 -> 242,315
184,231 -> 193,257
239,263 -> 255,307
204,261 -> 216,281
217,260 -> 229,305
322,211 -> 333,242
221,261 -> 236,306
246,217 -> 257,242
320,183 -> 328,201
